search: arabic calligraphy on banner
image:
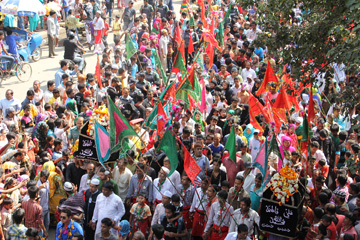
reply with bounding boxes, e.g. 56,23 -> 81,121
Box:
259,199 -> 299,238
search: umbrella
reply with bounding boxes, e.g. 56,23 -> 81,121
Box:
0,0 -> 46,16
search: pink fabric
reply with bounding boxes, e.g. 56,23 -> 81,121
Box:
113,111 -> 128,144
98,127 -> 110,158
279,135 -> 295,169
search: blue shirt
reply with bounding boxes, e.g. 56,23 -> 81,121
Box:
54,68 -> 76,87
62,0 -> 70,12
5,35 -> 21,55
56,220 -> 83,240
130,64 -> 138,78
254,47 -> 264,59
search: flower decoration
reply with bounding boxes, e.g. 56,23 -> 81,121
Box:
265,165 -> 299,205
87,105 -> 109,137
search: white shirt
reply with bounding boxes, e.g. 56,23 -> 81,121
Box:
54,127 -> 68,150
206,92 -> 213,116
231,85 -> 242,97
93,17 -> 105,30
249,138 -> 261,160
78,174 -> 99,193
225,232 -> 251,240
159,35 -> 169,57
151,203 -> 165,225
169,170 -> 181,189
92,193 -> 125,239
204,202 -> 234,232
237,171 -> 255,194
152,178 -> 175,202
229,208 -> 260,236
241,68 -> 257,82
44,89 -> 53,104
112,166 -> 133,202
190,187 -> 207,212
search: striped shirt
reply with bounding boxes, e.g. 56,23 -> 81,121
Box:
22,199 -> 43,231
6,224 -> 27,240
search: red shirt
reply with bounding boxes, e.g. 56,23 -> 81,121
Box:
327,222 -> 337,240
104,23 -> 109,36
315,163 -> 329,178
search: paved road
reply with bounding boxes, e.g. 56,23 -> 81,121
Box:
1,0 -> 182,102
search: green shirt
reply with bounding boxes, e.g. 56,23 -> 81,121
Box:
98,178 -> 119,196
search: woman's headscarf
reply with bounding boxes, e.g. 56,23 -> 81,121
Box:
4,107 -> 15,117
205,107 -> 219,124
34,122 -> 49,149
243,124 -> 255,142
193,110 -> 205,131
239,104 -> 249,125
237,126 -> 248,145
279,135 -> 296,169
56,105 -> 66,116
33,113 -> 49,136
38,161 -> 57,198
119,220 -> 131,236
66,99 -> 78,117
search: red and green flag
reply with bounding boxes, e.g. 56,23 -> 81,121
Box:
158,131 -> 179,176
108,97 -> 138,153
224,126 -> 236,163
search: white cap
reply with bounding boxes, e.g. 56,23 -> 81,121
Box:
105,170 -> 110,175
161,166 -> 170,175
111,64 -> 119,69
64,182 -> 73,191
296,117 -> 303,124
91,178 -> 100,185
163,190 -> 172,198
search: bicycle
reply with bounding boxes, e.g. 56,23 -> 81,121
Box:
0,56 -> 32,85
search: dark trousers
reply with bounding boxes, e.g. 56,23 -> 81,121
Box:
85,224 -> 95,240
48,34 -> 55,57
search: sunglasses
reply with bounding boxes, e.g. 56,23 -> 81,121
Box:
60,216 -> 67,219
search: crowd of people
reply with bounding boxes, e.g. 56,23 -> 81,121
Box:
0,0 -> 360,240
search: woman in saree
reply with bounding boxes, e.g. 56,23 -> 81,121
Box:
36,160 -> 66,214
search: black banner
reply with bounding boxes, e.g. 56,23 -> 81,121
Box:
259,199 -> 300,238
75,121 -> 119,162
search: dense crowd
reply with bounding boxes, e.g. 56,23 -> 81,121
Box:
0,0 -> 360,240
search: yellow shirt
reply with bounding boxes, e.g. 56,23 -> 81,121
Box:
49,96 -> 61,108
113,20 -> 121,36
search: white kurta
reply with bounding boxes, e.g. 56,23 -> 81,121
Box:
152,178 -> 175,203
112,166 -> 133,202
92,193 -> 125,240
78,174 -> 99,193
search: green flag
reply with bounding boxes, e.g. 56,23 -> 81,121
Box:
108,97 -> 139,153
125,34 -> 137,61
189,16 -> 195,28
205,1 -> 211,17
224,126 -> 237,163
216,22 -> 224,46
176,73 -> 201,109
158,131 -> 179,176
173,52 -> 186,75
144,105 -> 158,130
153,49 -> 168,85
268,133 -> 282,162
223,3 -> 232,24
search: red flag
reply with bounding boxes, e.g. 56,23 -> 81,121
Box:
157,101 -> 167,137
249,107 -> 263,132
202,32 -> 221,51
200,81 -> 207,112
187,93 -> 195,111
175,22 -> 182,48
187,64 -> 195,89
307,87 -> 315,123
95,56 -> 102,90
248,92 -> 267,117
205,43 -> 214,71
209,17 -> 215,35
162,82 -> 176,103
198,0 -> 206,27
179,41 -> 185,63
181,139 -> 201,185
188,34 -> 194,56
272,85 -> 292,110
256,61 -> 279,96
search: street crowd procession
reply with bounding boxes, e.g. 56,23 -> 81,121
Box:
0,0 -> 359,239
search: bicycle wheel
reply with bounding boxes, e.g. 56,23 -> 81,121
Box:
16,62 -> 32,82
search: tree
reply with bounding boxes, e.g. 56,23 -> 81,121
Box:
240,0 -> 360,130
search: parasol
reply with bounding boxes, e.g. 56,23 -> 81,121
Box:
0,0 -> 46,16
2,161 -> 17,170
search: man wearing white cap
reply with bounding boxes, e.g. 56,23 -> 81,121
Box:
150,190 -> 172,226
152,167 -> 175,208
84,178 -> 101,240
92,181 -> 125,240
92,10 -> 105,53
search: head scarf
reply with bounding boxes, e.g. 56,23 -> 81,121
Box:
33,113 -> 49,137
34,122 -> 49,149
243,124 -> 255,142
4,107 -> 15,117
66,99 -> 78,117
193,110 -> 205,131
279,135 -> 296,169
119,220 -> 131,236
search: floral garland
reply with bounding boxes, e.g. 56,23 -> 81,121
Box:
58,221 -> 75,239
265,165 -> 299,206
87,105 -> 109,137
